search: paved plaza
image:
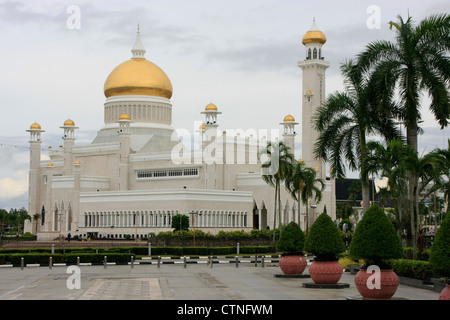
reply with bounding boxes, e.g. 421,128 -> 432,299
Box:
0,260 -> 440,301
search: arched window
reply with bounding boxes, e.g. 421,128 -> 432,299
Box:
307,48 -> 311,60
319,48 -> 321,59
313,48 -> 317,59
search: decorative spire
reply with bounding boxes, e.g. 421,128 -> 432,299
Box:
131,24 -> 146,58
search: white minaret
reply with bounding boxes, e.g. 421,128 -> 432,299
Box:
280,114 -> 298,154
298,19 -> 336,220
26,122 -> 45,233
298,18 -> 329,181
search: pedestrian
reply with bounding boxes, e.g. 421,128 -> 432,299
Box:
67,233 -> 71,242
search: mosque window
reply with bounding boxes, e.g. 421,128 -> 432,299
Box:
136,167 -> 199,180
313,48 -> 317,59
307,48 -> 311,60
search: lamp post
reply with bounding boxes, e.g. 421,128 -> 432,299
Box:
58,211 -> 63,248
190,211 -> 198,247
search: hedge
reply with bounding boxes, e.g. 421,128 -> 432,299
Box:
108,246 -> 274,256
389,259 -> 433,281
0,253 -> 134,266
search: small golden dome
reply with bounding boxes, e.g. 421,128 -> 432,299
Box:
30,122 -> 41,130
64,119 -> 75,126
104,58 -> 173,99
205,103 -> 218,111
298,159 -> 304,163
200,123 -> 206,130
74,160 -> 81,165
283,114 -> 295,122
119,113 -> 131,121
47,162 -> 53,167
306,90 -> 312,95
314,166 -> 320,170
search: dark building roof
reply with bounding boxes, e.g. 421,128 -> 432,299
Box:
335,178 -> 377,202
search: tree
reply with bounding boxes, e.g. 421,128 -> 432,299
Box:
260,140 -> 295,246
285,159 -> 324,234
431,139 -> 450,214
313,59 -> 398,214
358,13 -> 450,257
171,214 -> 189,232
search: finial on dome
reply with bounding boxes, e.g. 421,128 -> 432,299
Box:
132,24 -> 146,58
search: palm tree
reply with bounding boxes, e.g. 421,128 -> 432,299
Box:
285,159 -> 324,234
357,14 -> 450,255
362,138 -> 440,257
313,59 -> 398,213
260,140 -> 295,247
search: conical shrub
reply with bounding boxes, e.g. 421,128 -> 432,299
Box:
276,221 -> 305,255
349,205 -> 403,268
304,212 -> 346,261
430,213 -> 450,281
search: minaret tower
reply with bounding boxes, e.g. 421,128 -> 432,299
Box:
298,19 -> 329,181
26,122 -> 45,233
60,119 -> 78,175
280,114 -> 298,154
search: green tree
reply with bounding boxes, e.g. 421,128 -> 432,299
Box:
285,159 -> 324,234
429,211 -> 450,281
32,213 -> 41,234
358,13 -> 450,257
171,214 -> 189,232
430,139 -> 450,214
260,140 -> 295,246
276,221 -> 305,255
313,59 -> 398,214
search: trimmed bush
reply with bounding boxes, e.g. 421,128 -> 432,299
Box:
349,205 -> 403,268
304,212 -> 346,261
390,259 -> 433,281
429,213 -> 450,281
276,221 -> 305,255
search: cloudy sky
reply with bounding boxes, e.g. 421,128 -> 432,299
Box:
0,0 -> 449,210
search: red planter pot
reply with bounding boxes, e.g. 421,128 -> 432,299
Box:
439,284 -> 450,300
354,268 -> 399,300
279,255 -> 307,275
308,260 -> 343,284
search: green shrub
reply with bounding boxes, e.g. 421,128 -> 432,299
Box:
390,259 -> 433,281
349,205 -> 403,268
429,213 -> 450,281
304,212 -> 346,261
276,221 -> 305,255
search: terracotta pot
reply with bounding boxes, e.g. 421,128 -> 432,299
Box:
354,268 -> 399,300
439,284 -> 450,300
308,260 -> 343,284
279,255 -> 307,275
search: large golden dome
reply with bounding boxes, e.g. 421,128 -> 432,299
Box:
302,19 -> 326,45
103,29 -> 173,99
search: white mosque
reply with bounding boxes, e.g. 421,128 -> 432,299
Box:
24,20 -> 336,240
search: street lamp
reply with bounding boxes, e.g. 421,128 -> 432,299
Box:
190,210 -> 198,247
58,211 -> 63,247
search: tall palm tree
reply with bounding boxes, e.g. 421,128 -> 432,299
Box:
260,140 -> 295,246
313,59 -> 398,213
357,14 -> 450,255
32,213 -> 41,234
285,159 -> 324,234
363,138 -> 440,256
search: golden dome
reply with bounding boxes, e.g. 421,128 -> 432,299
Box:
104,58 -> 173,99
306,90 -> 312,95
119,113 -> 131,121
283,114 -> 295,122
74,160 -> 81,165
298,159 -> 304,163
64,119 -> 75,126
47,162 -> 53,167
205,103 -> 218,111
200,123 -> 206,130
30,122 -> 41,130
302,19 -> 326,45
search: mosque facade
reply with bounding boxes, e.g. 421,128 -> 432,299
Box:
24,21 -> 336,240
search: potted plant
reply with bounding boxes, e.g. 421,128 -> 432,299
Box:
429,212 -> 450,300
276,221 -> 307,275
349,205 -> 403,299
304,212 -> 346,284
